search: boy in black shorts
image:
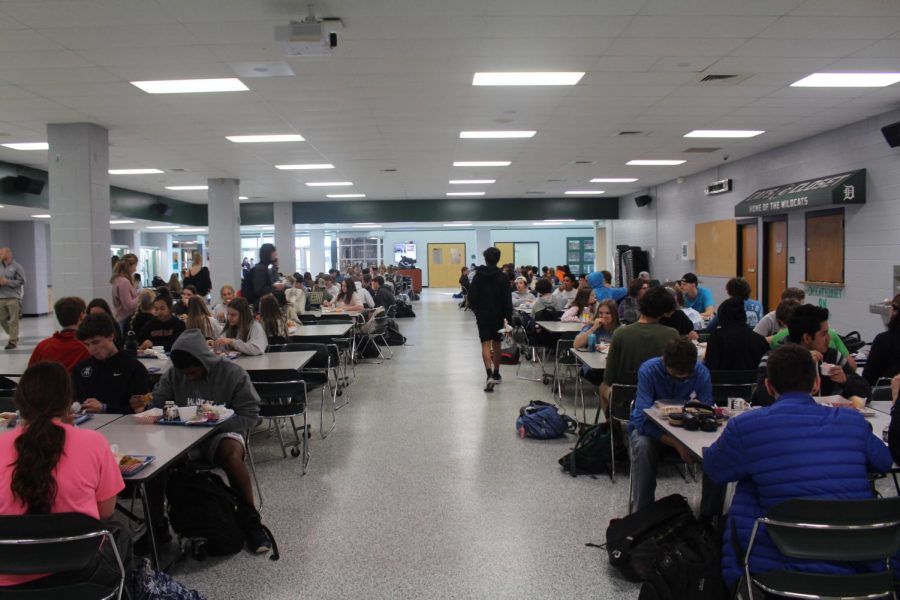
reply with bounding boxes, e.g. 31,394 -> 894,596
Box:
467,247 -> 513,392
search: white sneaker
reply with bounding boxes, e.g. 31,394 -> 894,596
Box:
484,376 -> 496,392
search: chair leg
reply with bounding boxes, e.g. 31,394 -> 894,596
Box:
610,420 -> 616,484
320,385 -> 335,439
274,417 -> 288,458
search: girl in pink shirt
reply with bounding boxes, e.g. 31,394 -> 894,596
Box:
111,253 -> 140,329
0,361 -> 126,589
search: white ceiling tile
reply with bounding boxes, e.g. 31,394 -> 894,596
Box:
478,16 -> 633,38
605,37 -> 746,56
850,40 -> 900,58
0,49 -> 94,70
639,0 -> 804,16
0,1 -> 176,28
729,37 -> 874,57
38,24 -> 198,49
484,0 -> 640,16
0,66 -> 117,85
789,0 -> 900,17
705,56 -> 835,73
76,45 -> 220,67
622,15 -> 778,38
757,16 -> 900,39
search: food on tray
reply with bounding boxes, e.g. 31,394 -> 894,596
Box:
118,455 -> 144,470
133,407 -> 164,424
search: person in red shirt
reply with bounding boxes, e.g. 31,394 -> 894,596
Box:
28,296 -> 89,372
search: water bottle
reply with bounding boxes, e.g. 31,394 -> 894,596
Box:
587,333 -> 596,352
581,308 -> 590,322
124,330 -> 137,356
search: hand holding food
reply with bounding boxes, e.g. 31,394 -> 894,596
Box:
129,393 -> 152,413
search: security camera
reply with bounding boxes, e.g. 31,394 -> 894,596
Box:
723,154 -> 730,161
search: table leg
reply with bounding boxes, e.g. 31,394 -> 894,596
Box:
139,481 -> 160,569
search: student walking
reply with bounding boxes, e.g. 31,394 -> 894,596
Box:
467,247 -> 513,392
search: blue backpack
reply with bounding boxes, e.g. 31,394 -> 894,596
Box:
516,401 -> 578,439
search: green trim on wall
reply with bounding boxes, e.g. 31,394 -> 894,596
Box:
291,197 -> 618,224
240,203 -> 274,226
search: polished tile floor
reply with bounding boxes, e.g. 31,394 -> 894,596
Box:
4,293 -> 707,599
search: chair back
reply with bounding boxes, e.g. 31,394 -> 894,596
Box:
0,388 -> 14,413
249,370 -> 308,400
0,512 -> 116,576
609,377 -> 638,423
306,290 -> 324,308
555,338 -> 577,365
762,497 -> 900,562
709,370 -> 758,407
280,342 -> 331,370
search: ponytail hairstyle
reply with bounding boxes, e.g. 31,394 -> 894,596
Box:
109,253 -> 138,284
11,362 -> 73,514
185,295 -> 217,339
224,296 -> 253,342
258,293 -> 288,339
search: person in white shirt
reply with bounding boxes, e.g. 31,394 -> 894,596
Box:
357,276 -> 375,309
511,276 -> 534,309
551,273 -> 578,310
211,296 -> 267,356
324,274 -> 341,301
324,278 -> 365,312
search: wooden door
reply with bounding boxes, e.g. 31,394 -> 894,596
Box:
494,242 -> 514,266
764,220 -> 788,312
805,211 -> 844,284
427,243 -> 465,288
738,223 -> 759,300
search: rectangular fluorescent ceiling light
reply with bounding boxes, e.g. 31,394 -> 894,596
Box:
532,222 -> 558,226
177,228 -> 206,233
131,78 -> 248,94
2,142 -> 48,150
276,163 -> 334,170
473,72 -> 584,86
446,192 -> 485,196
239,196 -> 248,200
590,178 -> 638,183
627,160 -> 686,166
109,168 -> 164,175
305,181 -> 352,187
327,193 -> 366,198
449,179 -> 495,184
443,223 -> 472,227
352,224 -> 380,228
460,131 -> 535,139
546,219 -> 575,222
109,220 -> 135,225
146,225 -> 180,230
227,134 -> 304,143
453,161 -> 510,167
565,190 -> 605,195
32,214 -> 51,218
684,130 -> 764,138
165,185 -> 208,191
790,73 -> 900,87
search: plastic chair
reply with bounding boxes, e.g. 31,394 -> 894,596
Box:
709,370 -> 758,407
606,381 -> 637,484
0,512 -> 125,600
248,372 -> 309,476
742,497 -> 900,600
553,337 -> 579,403
280,342 -> 340,438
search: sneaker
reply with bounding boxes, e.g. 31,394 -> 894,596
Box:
492,372 -> 502,384
247,524 -> 272,554
4,343 -> 15,350
484,376 -> 496,392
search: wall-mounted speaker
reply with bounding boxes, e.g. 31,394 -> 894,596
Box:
12,176 -> 44,195
882,121 -> 900,148
150,202 -> 173,217
635,194 -> 652,208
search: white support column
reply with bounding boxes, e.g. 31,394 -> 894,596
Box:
309,229 -> 325,275
475,227 -> 491,263
273,202 -> 295,276
207,178 -> 241,289
47,122 -> 111,303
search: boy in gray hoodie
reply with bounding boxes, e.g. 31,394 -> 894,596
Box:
131,329 -> 270,552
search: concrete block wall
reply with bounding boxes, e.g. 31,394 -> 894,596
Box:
613,106 -> 900,342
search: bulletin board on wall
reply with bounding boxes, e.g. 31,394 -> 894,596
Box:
694,219 -> 737,277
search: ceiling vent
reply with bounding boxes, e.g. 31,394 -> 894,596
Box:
683,147 -> 721,153
696,73 -> 752,85
615,130 -> 648,136
525,191 -> 545,194
569,160 -> 595,165
700,74 -> 737,82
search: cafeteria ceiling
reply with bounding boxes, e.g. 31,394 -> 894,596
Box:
0,0 -> 899,205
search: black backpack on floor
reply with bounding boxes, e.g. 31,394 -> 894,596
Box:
558,423 -> 612,478
384,320 -> 407,345
637,525 -> 726,600
166,467 -> 279,561
394,301 -> 416,318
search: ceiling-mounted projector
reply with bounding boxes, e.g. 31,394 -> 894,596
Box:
275,5 -> 342,56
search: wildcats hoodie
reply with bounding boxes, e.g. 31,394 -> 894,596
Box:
150,329 -> 260,434
468,265 -> 513,323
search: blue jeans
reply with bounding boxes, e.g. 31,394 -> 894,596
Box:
629,429 -> 661,514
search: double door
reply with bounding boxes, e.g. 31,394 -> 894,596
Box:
738,219 -> 787,312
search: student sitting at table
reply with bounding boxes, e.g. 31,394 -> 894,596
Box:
586,270 -> 627,302
184,295 -> 221,340
284,275 -> 307,321
258,293 -> 290,344
561,287 -> 597,322
138,294 -> 186,352
28,296 -> 90,372
751,304 -> 870,406
130,329 -> 272,553
87,298 -> 124,349
753,297 -> 800,346
371,276 -> 395,310
323,278 -> 365,313
74,312 -> 149,414
658,286 -> 699,339
530,278 -> 559,320
126,288 -> 156,336
0,361 -> 130,590
574,299 -> 620,349
629,337 -> 713,513
601,286 -> 679,417
704,297 -> 769,371
172,284 -> 197,317
551,273 -> 577,310
511,276 -> 534,310
863,292 -> 900,386
358,274 -> 375,309
618,277 -> 649,325
768,304 -> 856,368
753,287 -> 805,340
211,284 -> 235,323
212,296 -> 267,356
705,344 -> 893,593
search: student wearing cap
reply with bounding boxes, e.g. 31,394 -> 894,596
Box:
679,272 -> 715,317
511,276 -> 534,309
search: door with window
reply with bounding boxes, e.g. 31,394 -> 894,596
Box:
805,209 -> 844,284
737,222 -> 759,301
494,242 -> 514,266
763,218 -> 788,312
427,243 -> 465,288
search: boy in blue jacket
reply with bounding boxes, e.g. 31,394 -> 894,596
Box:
705,343 -> 893,590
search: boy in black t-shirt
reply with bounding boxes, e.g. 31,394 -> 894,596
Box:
138,295 -> 186,351
74,312 -> 150,414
